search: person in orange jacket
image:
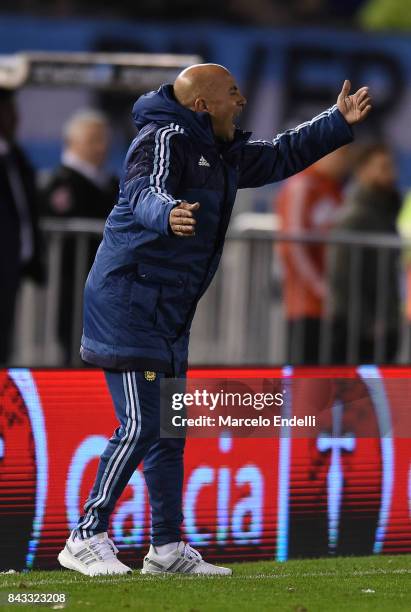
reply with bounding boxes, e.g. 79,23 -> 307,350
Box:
276,146 -> 352,364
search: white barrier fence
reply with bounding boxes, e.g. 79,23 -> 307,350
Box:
11,218 -> 411,366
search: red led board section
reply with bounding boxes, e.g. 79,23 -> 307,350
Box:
0,367 -> 410,569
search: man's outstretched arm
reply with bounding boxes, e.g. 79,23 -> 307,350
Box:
239,81 -> 372,189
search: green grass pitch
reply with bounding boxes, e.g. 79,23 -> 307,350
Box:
0,555 -> 410,611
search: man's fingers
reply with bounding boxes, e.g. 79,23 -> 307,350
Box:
171,216 -> 196,226
339,79 -> 351,98
172,222 -> 195,232
170,201 -> 199,235
359,97 -> 372,111
337,80 -> 372,123
172,225 -> 195,236
356,88 -> 370,103
172,226 -> 195,235
171,208 -> 197,220
178,201 -> 200,211
360,105 -> 372,118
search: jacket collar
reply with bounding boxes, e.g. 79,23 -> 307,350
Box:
219,129 -> 251,155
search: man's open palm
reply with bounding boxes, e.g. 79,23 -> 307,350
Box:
337,80 -> 372,125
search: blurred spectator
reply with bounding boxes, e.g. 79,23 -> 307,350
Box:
330,143 -> 401,363
0,88 -> 44,365
42,109 -> 118,364
43,110 -> 117,219
276,147 -> 351,364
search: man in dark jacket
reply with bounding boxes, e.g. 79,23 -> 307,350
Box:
58,64 -> 371,576
0,88 -> 44,364
42,110 -> 118,364
330,143 -> 400,363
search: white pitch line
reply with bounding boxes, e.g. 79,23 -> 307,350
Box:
1,568 -> 410,588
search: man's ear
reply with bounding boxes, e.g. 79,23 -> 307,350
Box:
193,98 -> 208,113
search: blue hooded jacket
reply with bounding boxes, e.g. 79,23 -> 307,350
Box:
80,84 -> 353,375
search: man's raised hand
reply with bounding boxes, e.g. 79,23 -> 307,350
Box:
337,80 -> 372,125
169,202 -> 200,237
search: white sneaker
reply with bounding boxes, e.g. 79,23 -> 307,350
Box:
58,531 -> 132,576
141,541 -> 232,575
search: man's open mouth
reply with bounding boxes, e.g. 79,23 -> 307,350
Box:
233,108 -> 243,125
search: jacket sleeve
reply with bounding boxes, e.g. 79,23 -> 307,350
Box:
121,124 -> 186,235
238,106 -> 353,189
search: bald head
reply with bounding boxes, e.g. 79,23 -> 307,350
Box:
173,63 -> 246,141
174,64 -> 231,109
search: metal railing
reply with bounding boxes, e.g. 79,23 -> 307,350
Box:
10,217 -> 411,366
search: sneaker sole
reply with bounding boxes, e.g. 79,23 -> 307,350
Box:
141,564 -> 232,576
58,549 -> 132,576
141,567 -> 168,575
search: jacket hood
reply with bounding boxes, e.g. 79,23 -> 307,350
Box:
132,84 -> 216,146
132,84 -> 250,150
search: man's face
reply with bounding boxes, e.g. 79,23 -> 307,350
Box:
358,152 -> 396,191
203,72 -> 246,142
69,121 -> 109,168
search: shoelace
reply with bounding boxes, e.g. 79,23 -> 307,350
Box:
182,543 -> 202,563
88,537 -> 119,562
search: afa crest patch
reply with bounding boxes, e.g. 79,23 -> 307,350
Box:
144,371 -> 156,382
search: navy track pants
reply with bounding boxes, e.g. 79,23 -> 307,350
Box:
75,370 -> 185,545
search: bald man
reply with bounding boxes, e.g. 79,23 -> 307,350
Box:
58,64 -> 371,576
